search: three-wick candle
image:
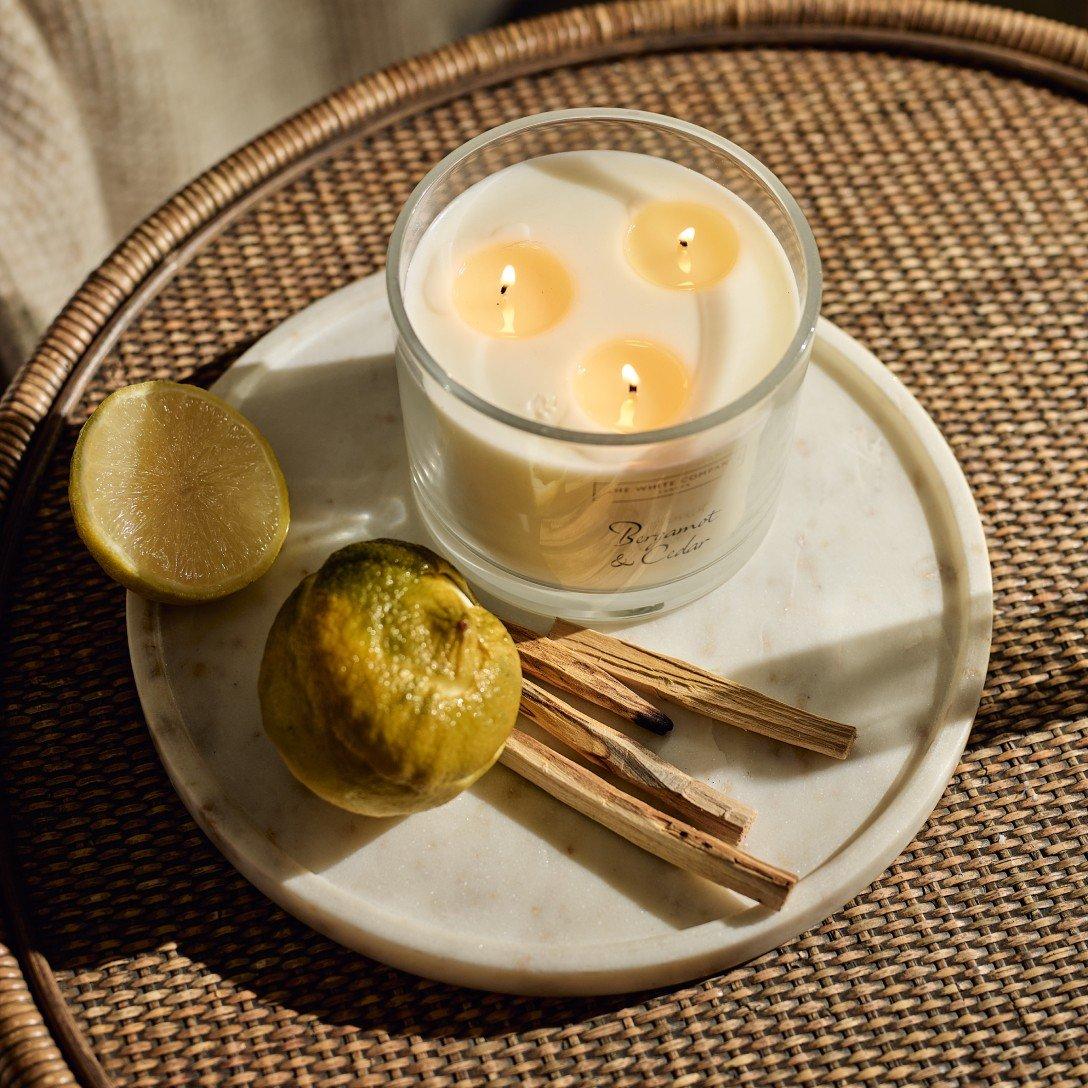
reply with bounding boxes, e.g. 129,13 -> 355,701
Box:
390,112 -> 818,617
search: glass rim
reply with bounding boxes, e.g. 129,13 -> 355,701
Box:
385,107 -> 822,447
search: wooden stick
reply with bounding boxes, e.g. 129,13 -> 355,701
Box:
499,731 -> 795,909
507,621 -> 673,736
549,622 -> 857,760
519,679 -> 754,844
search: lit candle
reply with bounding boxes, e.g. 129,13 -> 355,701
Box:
625,201 -> 739,290
451,240 -> 573,338
398,142 -> 805,604
573,337 -> 690,433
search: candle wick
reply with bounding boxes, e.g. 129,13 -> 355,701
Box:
628,383 -> 637,394
500,284 -> 508,295
678,226 -> 696,278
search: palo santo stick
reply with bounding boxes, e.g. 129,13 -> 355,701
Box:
500,730 -> 795,908
549,622 -> 857,760
519,679 -> 754,844
507,621 -> 673,736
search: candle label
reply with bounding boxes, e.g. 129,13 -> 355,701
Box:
592,451 -> 734,571
591,451 -> 731,503
606,510 -> 720,570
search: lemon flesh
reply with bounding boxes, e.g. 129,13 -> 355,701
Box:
260,540 -> 522,816
70,381 -> 290,604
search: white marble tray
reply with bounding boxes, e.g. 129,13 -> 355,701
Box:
128,275 -> 992,995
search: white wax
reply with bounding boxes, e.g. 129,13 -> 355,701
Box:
404,150 -> 799,430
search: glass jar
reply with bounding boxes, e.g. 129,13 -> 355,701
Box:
386,109 -> 821,620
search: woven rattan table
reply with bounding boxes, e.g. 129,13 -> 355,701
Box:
1,2 -> 1086,1085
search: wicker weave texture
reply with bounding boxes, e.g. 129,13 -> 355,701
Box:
0,3 -> 1086,1086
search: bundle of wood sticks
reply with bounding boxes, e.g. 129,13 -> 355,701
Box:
500,621 -> 858,911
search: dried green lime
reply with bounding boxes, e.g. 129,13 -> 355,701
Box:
259,540 -> 521,816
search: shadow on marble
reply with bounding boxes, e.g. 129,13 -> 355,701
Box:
272,792 -> 408,875
468,759 -> 753,931
188,346 -> 422,553
727,615 -> 956,764
214,352 -> 407,528
576,609 -> 978,782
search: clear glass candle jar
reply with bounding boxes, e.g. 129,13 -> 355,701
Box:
387,109 -> 821,621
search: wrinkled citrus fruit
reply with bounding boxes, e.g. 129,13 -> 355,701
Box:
259,540 -> 521,816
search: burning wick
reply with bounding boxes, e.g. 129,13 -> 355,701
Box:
499,263 -> 516,333
617,363 -> 640,430
678,226 -> 695,277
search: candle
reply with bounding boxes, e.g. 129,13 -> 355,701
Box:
625,201 -> 740,290
390,113 -> 818,618
451,240 -> 573,337
573,337 -> 690,432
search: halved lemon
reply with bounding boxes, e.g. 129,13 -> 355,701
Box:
70,381 -> 290,604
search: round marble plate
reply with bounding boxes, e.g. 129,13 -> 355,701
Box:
128,275 -> 992,995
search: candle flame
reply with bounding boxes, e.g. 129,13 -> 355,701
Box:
617,363 -> 640,430
498,264 -> 517,333
678,227 -> 696,247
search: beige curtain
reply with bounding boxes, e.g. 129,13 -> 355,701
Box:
0,0 -> 505,378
